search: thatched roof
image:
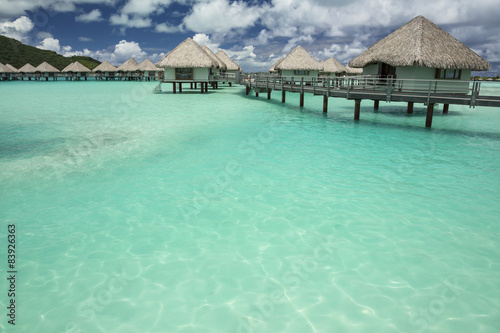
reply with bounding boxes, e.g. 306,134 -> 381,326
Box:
5,64 -> 17,72
345,66 -> 363,74
138,59 -> 161,71
215,50 -> 240,71
269,58 -> 283,72
117,58 -> 139,71
93,61 -> 117,72
0,63 -> 7,73
321,57 -> 346,73
276,46 -> 322,71
157,38 -> 218,68
35,61 -> 60,73
18,63 -> 37,73
62,61 -> 91,72
349,15 -> 490,71
202,46 -> 226,70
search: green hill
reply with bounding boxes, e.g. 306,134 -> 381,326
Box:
0,35 -> 100,70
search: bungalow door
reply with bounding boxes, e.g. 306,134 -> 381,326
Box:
379,63 -> 396,78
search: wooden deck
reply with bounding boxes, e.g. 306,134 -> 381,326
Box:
244,75 -> 500,127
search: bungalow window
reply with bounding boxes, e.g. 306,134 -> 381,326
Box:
436,69 -> 462,80
175,68 -> 193,80
294,70 -> 310,75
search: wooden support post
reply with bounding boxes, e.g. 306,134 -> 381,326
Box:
200,82 -> 204,94
300,93 -> 304,107
173,83 -> 176,94
246,86 -> 250,95
190,82 -> 193,89
426,103 -> 434,128
354,99 -> 361,120
194,82 -> 197,89
282,90 -> 285,103
374,100 -> 379,109
205,82 -> 208,92
256,90 -> 259,97
407,102 -> 414,114
267,89 -> 271,100
179,83 -> 182,93
443,104 -> 449,114
323,95 -> 328,113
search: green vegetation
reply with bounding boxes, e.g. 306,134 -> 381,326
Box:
0,35 -> 100,70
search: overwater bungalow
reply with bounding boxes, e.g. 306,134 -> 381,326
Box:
92,61 -> 117,80
345,65 -> 363,76
138,59 -> 161,81
5,64 -> 18,73
320,57 -> 346,77
117,57 -> 140,80
348,15 -> 490,93
34,61 -> 60,81
62,61 -> 91,80
215,50 -> 241,83
202,46 -> 226,81
18,63 -> 37,80
157,38 -> 219,93
0,63 -> 15,80
268,58 -> 283,74
275,46 -> 322,80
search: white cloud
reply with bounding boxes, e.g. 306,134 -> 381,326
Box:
282,35 -> 314,54
110,13 -> 152,28
75,9 -> 103,22
37,37 -> 61,53
113,39 -> 147,63
192,33 -> 220,52
36,31 -> 53,39
121,0 -> 174,17
0,16 -> 34,42
0,0 -> 119,19
183,0 -> 262,33
78,36 -> 93,42
155,22 -> 182,33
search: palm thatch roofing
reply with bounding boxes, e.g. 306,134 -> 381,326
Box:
276,46 -> 322,71
321,57 -> 346,73
215,50 -> 240,71
35,61 -> 60,73
157,38 -> 219,68
117,58 -> 139,71
138,59 -> 161,71
349,16 -> 490,71
92,61 -> 117,72
345,66 -> 363,74
269,58 -> 283,72
18,63 -> 37,73
5,64 -> 18,72
202,46 -> 226,70
62,61 -> 91,72
0,63 -> 8,73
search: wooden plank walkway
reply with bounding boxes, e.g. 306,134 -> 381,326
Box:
244,75 -> 500,127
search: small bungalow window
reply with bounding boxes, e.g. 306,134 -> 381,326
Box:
436,69 -> 462,80
175,68 -> 193,80
294,70 -> 310,75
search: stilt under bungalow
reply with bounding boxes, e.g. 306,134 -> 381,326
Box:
407,102 -> 414,114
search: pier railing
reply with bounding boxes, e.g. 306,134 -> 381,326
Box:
243,74 -> 500,108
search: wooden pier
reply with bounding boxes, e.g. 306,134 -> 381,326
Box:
244,75 -> 500,128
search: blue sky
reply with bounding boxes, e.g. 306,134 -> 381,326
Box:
0,0 -> 499,74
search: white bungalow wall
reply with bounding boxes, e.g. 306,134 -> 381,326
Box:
396,66 -> 470,94
363,63 -> 470,94
280,70 -> 320,80
163,67 -> 211,81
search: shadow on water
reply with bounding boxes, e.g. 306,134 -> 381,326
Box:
239,89 -> 500,141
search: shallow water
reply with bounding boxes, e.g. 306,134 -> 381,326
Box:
0,81 -> 499,332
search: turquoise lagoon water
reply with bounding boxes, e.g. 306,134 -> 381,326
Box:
0,81 -> 499,332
